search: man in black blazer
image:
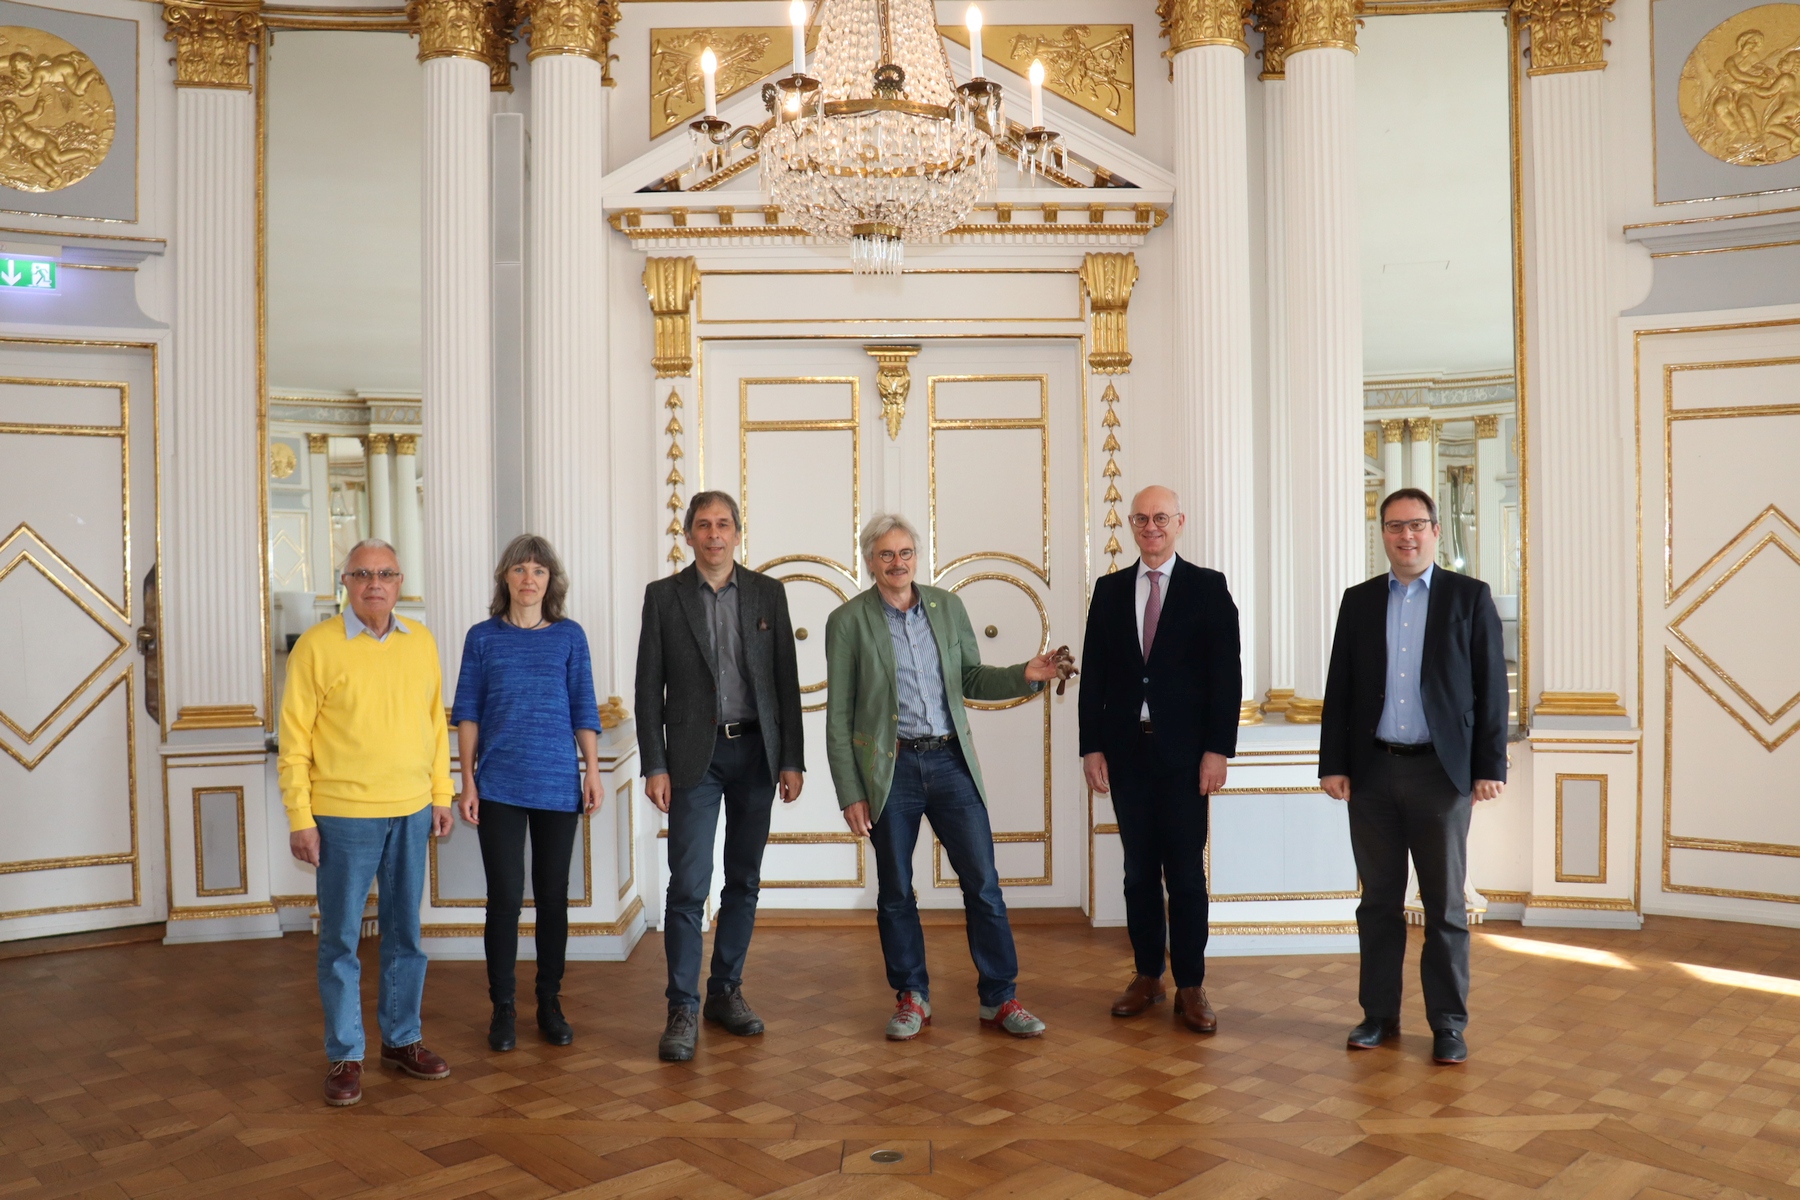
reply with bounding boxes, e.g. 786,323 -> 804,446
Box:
635,491 -> 804,1062
1320,487 -> 1507,1066
1078,485 -> 1242,1033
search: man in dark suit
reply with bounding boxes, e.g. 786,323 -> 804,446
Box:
635,491 -> 804,1062
1320,487 -> 1507,1066
1078,485 -> 1243,1033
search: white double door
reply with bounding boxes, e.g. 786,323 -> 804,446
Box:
701,338 -> 1089,909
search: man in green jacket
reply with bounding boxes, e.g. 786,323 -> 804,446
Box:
826,513 -> 1068,1040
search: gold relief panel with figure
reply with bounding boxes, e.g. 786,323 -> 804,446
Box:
940,24 -> 1135,134
649,27 -> 798,137
1679,4 -> 1800,167
0,26 -> 114,193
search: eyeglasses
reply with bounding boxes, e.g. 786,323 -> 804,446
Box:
873,548 -> 915,564
344,569 -> 402,583
1128,513 -> 1178,529
1381,519 -> 1436,535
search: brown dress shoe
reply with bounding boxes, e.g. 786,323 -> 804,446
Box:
380,1041 -> 450,1080
1110,973 -> 1167,1017
1173,986 -> 1218,1033
324,1060 -> 362,1107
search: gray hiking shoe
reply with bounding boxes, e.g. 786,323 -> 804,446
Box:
702,986 -> 765,1036
658,1006 -> 698,1062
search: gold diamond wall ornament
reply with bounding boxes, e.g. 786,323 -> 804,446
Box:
0,551 -> 127,746
1669,531 -> 1800,737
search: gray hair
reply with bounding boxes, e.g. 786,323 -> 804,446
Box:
340,538 -> 398,574
860,512 -> 921,572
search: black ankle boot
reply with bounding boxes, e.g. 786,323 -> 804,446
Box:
537,994 -> 573,1046
488,1001 -> 517,1052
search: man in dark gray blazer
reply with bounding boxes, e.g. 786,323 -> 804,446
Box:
1320,488 -> 1507,1067
635,491 -> 804,1062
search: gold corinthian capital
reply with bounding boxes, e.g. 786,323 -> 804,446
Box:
1250,0 -> 1289,77
1078,252 -> 1139,375
1158,0 -> 1251,55
1284,0 -> 1360,56
522,0 -> 620,66
1513,0 -> 1614,75
409,0 -> 506,65
162,0 -> 263,90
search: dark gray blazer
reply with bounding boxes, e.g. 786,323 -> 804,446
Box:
634,563 -> 804,789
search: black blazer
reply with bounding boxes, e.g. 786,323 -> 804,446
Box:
1078,556 -> 1243,768
634,564 -> 804,789
1318,567 -> 1508,796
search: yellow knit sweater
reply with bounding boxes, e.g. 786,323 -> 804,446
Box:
278,614 -> 454,832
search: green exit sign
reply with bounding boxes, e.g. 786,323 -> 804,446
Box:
0,259 -> 55,289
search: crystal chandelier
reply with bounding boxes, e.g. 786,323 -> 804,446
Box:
691,1 -> 1056,275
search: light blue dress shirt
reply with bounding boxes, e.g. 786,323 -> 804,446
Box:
882,589 -> 956,738
1375,564 -> 1433,745
342,607 -> 411,643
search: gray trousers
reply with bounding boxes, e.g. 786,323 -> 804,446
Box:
1347,749 -> 1473,1033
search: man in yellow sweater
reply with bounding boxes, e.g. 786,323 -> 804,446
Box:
280,538 -> 456,1107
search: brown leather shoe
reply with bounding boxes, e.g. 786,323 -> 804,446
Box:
324,1059 -> 362,1107
1173,986 -> 1218,1034
380,1041 -> 450,1080
1110,973 -> 1167,1017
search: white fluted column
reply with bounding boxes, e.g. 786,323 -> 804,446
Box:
1166,1 -> 1258,722
1526,62 -> 1627,717
1256,15 -> 1294,715
1408,419 -> 1435,497
393,434 -> 424,592
307,433 -> 334,595
366,433 -> 395,544
1282,6 -> 1363,720
1474,415 -> 1504,586
163,1 -> 264,732
524,0 -> 611,681
417,8 -> 496,695
1380,419 -> 1405,495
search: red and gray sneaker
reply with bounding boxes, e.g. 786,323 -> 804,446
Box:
885,990 -> 931,1040
980,999 -> 1046,1038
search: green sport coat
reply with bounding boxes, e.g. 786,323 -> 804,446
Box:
824,584 -> 1040,826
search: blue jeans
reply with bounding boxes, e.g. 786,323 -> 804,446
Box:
315,805 -> 431,1061
869,742 -> 1017,1007
663,732 -> 774,1010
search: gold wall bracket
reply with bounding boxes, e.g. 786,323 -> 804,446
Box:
643,257 -> 699,378
865,346 -> 920,441
1078,252 -> 1138,374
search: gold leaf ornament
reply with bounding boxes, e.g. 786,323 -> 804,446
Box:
0,26 -> 114,191
1677,3 -> 1800,166
1514,0 -> 1614,75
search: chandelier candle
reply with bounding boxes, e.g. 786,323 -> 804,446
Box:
700,47 -> 718,117
1029,59 -> 1044,128
790,0 -> 808,77
967,6 -> 983,79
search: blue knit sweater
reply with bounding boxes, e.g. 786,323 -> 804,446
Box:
451,617 -> 600,811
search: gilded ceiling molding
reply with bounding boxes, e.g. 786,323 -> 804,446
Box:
865,346 -> 920,441
162,0 -> 263,90
408,0 -> 506,68
1283,0 -> 1359,56
643,256 -> 699,378
1513,0 -> 1613,75
1158,0 -> 1250,56
1250,0 -> 1288,78
1078,252 -> 1138,374
522,0 -> 621,75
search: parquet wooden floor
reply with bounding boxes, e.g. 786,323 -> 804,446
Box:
4,915 -> 1800,1199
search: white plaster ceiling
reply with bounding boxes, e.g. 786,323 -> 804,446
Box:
266,32 -> 423,394
1357,12 -> 1515,379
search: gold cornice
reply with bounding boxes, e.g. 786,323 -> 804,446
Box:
408,0 -> 505,66
643,257 -> 698,378
1513,0 -> 1613,75
1284,0 -> 1359,56
1534,690 -> 1628,717
171,704 -> 263,730
522,0 -> 619,66
1251,0 -> 1289,77
162,0 -> 263,90
1286,695 -> 1323,723
1078,252 -> 1138,374
1159,0 -> 1250,55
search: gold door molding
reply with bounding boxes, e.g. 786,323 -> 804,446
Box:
192,785 -> 249,897
738,376 -> 862,585
1554,773 -> 1608,884
927,374 -> 1050,585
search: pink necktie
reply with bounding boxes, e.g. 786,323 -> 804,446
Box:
1142,570 -> 1163,661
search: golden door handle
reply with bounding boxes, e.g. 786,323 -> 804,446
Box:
796,628 -> 809,640
984,625 -> 998,638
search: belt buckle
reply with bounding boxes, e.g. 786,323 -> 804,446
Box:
722,722 -> 742,739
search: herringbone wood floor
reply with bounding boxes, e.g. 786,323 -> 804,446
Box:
3,915 -> 1799,1198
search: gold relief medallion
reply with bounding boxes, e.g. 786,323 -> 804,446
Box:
1679,4 -> 1800,166
0,27 -> 114,193
649,27 -> 787,136
268,442 -> 297,480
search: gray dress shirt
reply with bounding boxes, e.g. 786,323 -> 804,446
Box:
701,568 -> 757,724
1375,564 -> 1433,744
882,589 -> 956,738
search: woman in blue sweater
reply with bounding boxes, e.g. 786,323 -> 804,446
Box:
453,534 -> 601,1052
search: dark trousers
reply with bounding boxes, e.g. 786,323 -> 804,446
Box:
664,731 -> 774,1010
869,741 -> 1018,1007
1109,728 -> 1212,988
1348,749 -> 1473,1033
476,798 -> 582,1004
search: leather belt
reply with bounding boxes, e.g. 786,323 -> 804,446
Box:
719,720 -> 760,740
1140,720 -> 1155,734
1376,739 -> 1433,757
897,732 -> 957,753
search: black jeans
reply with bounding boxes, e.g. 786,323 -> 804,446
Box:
1347,749 -> 1473,1032
663,731 -> 775,1010
1108,728 -> 1212,988
477,797 -> 581,1004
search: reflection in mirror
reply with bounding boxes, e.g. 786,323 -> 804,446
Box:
1358,11 -> 1521,722
262,31 -> 423,700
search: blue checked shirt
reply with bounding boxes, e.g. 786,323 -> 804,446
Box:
882,589 -> 956,738
1375,564 -> 1433,745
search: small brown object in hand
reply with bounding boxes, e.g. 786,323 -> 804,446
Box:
1049,645 -> 1079,695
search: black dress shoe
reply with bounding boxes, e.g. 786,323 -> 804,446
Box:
659,1006 -> 698,1062
1346,1016 -> 1400,1050
537,994 -> 573,1046
488,1001 -> 516,1052
702,986 -> 765,1036
1432,1029 -> 1468,1064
